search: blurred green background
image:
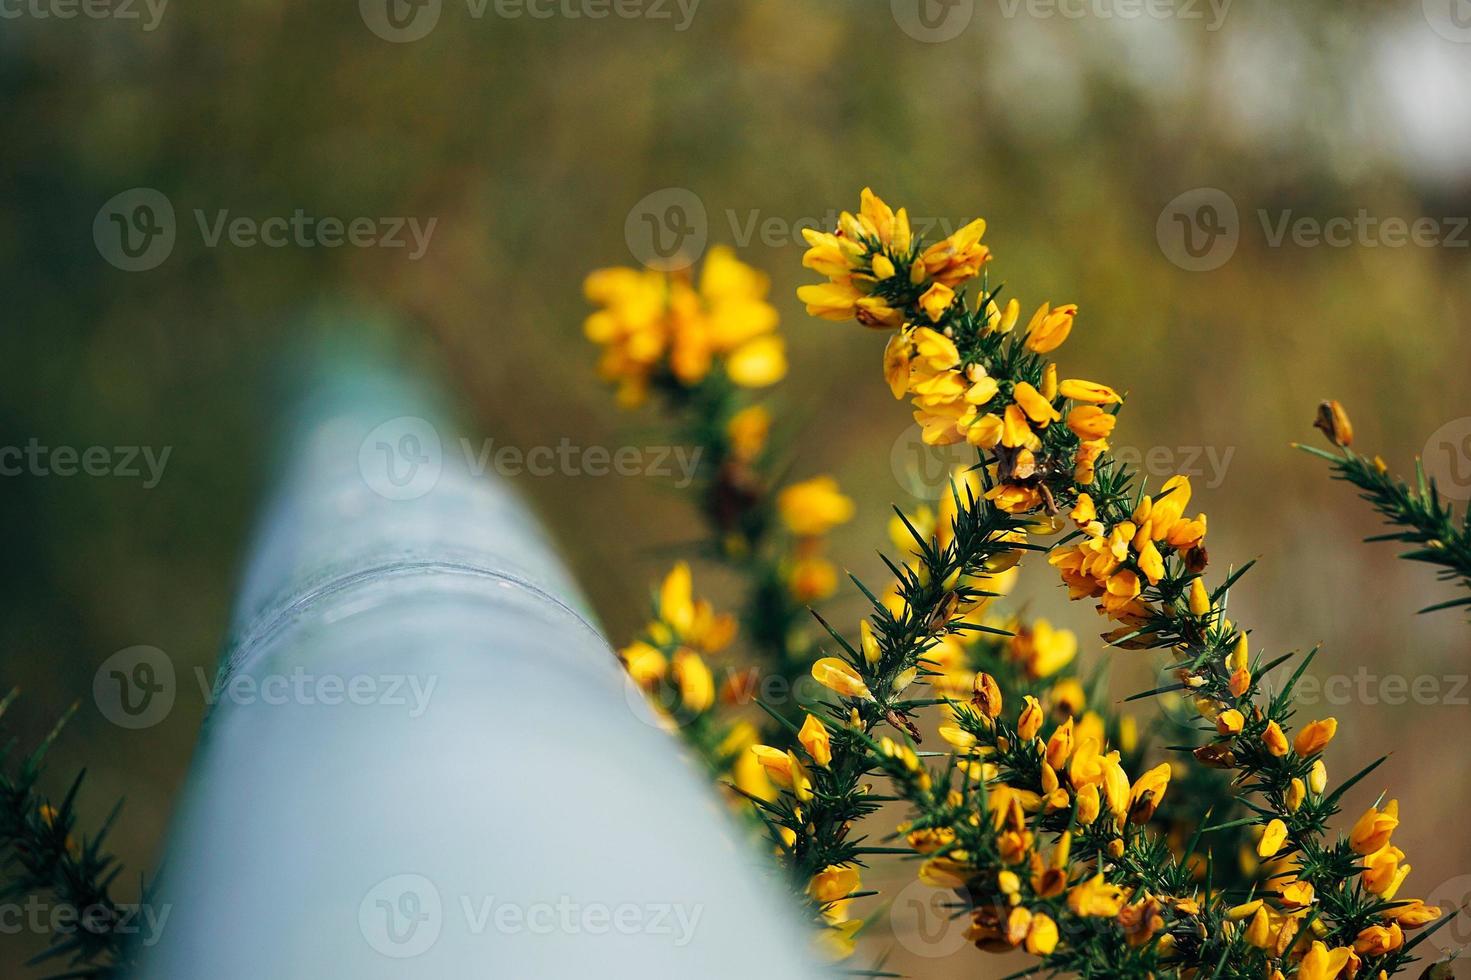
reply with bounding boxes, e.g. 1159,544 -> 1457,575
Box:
3,0 -> 1470,973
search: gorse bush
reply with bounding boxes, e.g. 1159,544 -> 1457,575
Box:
586,189 -> 1462,978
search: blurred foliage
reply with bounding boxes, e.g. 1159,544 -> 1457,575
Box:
2,0 -> 1469,972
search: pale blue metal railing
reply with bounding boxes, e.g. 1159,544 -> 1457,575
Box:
134,356 -> 820,979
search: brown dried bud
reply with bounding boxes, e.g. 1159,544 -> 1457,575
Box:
1313,400 -> 1354,448
1193,743 -> 1237,769
972,672 -> 1003,719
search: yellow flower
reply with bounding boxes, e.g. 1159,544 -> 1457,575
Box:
918,282 -> 955,322
671,649 -> 714,712
730,743 -> 775,801
1128,763 -> 1171,824
1294,717 -> 1337,757
1023,302 -> 1078,353
1297,941 -> 1354,980
1045,717 -> 1074,769
1051,677 -> 1085,717
751,746 -> 812,801
1308,759 -> 1328,794
619,641 -> 666,688
1025,912 -> 1058,955
921,218 -> 991,287
812,919 -> 862,961
938,726 -> 976,751
859,619 -> 882,665
1013,382 -> 1061,426
800,228 -> 865,279
659,562 -> 696,634
1066,405 -> 1117,440
812,658 -> 874,701
985,296 -> 1020,334
778,476 -> 855,537
1076,783 -> 1101,824
1067,874 -> 1127,917
1383,900 -> 1441,928
1017,695 -> 1044,741
799,713 -> 833,767
1280,879 -> 1315,908
883,332 -> 913,398
906,826 -> 956,854
1010,619 -> 1077,679
1362,844 -> 1411,898
1353,922 -> 1403,956
1262,720 -> 1290,757
808,864 -> 861,904
1257,818 -> 1288,857
726,405 -> 770,463
1188,577 -> 1211,616
788,555 -> 838,603
1350,799 -> 1399,855
1059,379 -> 1122,404
1216,709 -> 1244,735
726,334 -> 787,387
797,280 -> 867,322
1286,778 -> 1306,812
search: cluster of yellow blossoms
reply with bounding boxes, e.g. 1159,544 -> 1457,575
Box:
782,188 -> 1450,979
798,189 -> 1120,516
585,245 -> 787,406
620,562 -> 735,718
1052,474 -> 1210,629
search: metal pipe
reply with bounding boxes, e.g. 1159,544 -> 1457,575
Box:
134,357 -> 820,979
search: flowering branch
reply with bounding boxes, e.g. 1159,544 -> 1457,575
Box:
1297,401 -> 1471,618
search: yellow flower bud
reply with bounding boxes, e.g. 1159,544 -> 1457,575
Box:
1188,577 -> 1211,617
1017,696 -> 1043,741
812,658 -> 874,701
859,619 -> 882,665
1257,818 -> 1288,858
799,713 -> 833,768
1294,718 -> 1337,757
1308,760 -> 1328,795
